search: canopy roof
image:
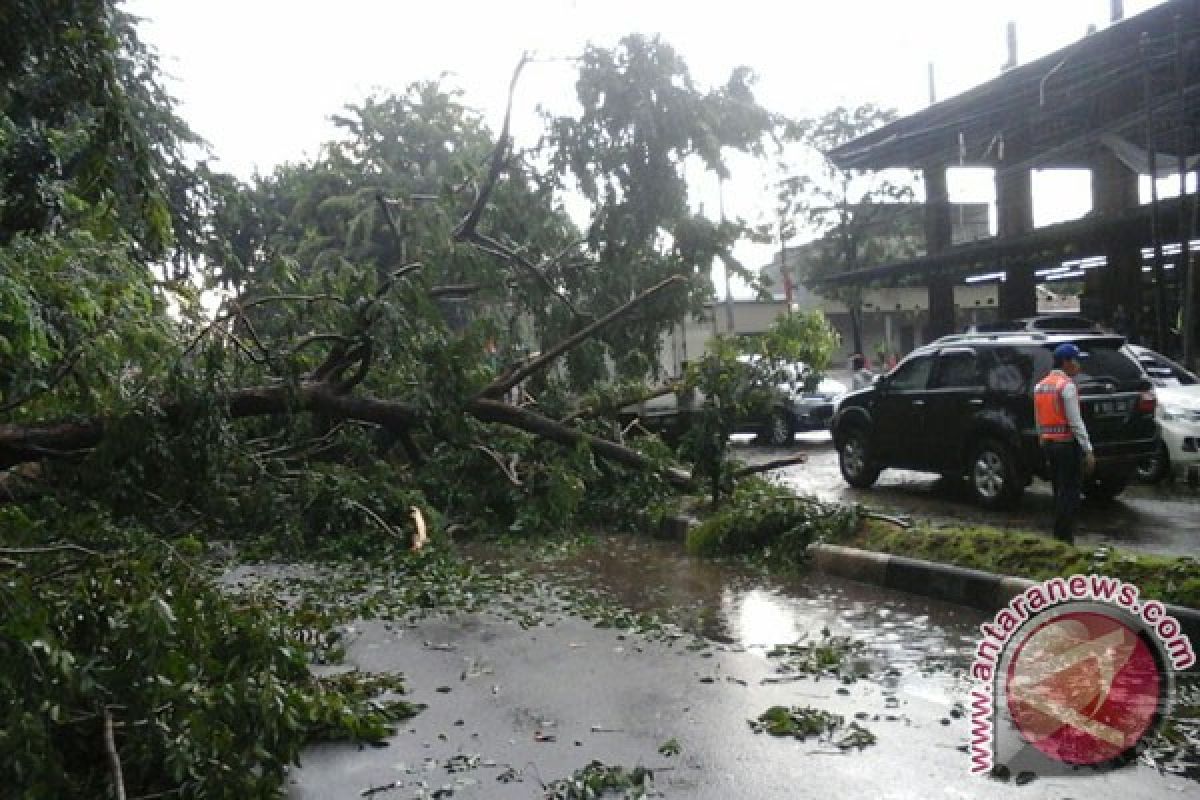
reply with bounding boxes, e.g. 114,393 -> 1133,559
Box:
829,0 -> 1200,172
817,195 -> 1189,286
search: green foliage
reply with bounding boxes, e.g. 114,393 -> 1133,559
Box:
677,311 -> 840,507
677,336 -> 762,506
543,760 -> 656,799
776,104 -> 916,352
0,521 -> 418,799
765,629 -> 865,680
539,34 -> 793,383
420,425 -> 591,536
0,229 -> 177,420
656,737 -> 682,757
0,0 -> 217,272
847,519 -> 1200,608
686,479 -> 856,562
753,309 -> 841,381
750,706 -> 876,750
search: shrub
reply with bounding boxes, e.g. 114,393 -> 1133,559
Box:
685,480 -> 855,563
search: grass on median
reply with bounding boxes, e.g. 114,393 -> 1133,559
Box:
835,518 -> 1200,609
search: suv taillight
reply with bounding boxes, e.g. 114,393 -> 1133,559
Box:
1136,390 -> 1156,414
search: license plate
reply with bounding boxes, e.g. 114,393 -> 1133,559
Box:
1090,399 -> 1131,416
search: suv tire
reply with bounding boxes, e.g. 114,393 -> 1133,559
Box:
838,426 -> 880,488
1134,441 -> 1170,484
967,438 -> 1023,509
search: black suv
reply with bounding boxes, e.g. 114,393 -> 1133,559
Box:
830,332 -> 1158,508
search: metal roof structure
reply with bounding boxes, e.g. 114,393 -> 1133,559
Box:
829,0 -> 1200,174
816,0 -> 1199,298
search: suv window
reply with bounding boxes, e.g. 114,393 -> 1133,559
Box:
932,351 -> 980,389
1030,316 -> 1097,331
888,354 -> 933,391
1031,343 -> 1145,387
983,347 -> 1034,393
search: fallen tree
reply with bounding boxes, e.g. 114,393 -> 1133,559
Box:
2,36 -> 813,533
0,277 -> 692,487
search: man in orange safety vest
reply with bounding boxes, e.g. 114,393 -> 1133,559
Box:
1033,343 -> 1095,543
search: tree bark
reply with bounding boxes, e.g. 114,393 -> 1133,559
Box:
483,275 -> 685,398
467,398 -> 692,487
2,383 -> 692,488
0,383 -> 421,470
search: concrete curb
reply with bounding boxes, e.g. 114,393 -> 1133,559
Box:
809,542 -> 1200,646
659,513 -> 1200,645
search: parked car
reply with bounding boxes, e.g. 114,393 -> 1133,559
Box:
1128,344 -> 1200,484
619,359 -> 847,447
753,358 -> 848,444
831,332 -> 1158,509
964,315 -> 1102,334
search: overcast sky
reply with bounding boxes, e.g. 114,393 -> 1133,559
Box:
128,0 -> 1167,285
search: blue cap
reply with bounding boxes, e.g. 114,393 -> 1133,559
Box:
1053,343 -> 1085,361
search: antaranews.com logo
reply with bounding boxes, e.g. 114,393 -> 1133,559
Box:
968,574 -> 1195,777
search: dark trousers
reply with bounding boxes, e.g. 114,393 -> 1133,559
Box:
1044,441 -> 1083,542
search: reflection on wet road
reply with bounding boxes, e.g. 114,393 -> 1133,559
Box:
526,533 -> 982,675
737,433 -> 1200,557
289,534 -> 1197,799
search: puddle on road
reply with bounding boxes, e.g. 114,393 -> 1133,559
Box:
283,533 -> 1199,798
461,533 -> 1200,775
467,533 -> 984,684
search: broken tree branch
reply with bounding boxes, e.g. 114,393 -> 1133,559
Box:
564,383 -> 681,424
481,275 -> 686,399
181,293 -> 344,361
0,382 -> 423,470
0,383 -> 692,492
732,455 -> 808,479
346,498 -> 401,540
103,707 -> 127,800
455,53 -> 530,241
429,283 -> 481,298
0,345 -> 86,415
461,229 -> 583,318
472,444 -> 522,486
467,397 -> 691,488
0,542 -> 104,557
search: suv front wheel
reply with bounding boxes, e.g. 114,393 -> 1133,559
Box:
838,427 -> 880,488
967,438 -> 1023,509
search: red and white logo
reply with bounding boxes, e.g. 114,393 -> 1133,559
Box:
966,575 -> 1194,776
1004,609 -> 1163,766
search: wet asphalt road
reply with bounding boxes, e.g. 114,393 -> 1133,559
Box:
285,536 -> 1198,799
735,433 -> 1200,559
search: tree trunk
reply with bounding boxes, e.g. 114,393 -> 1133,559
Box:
848,302 -> 864,357
1,383 -> 692,489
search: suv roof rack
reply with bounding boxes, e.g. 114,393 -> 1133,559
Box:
933,331 -> 1049,345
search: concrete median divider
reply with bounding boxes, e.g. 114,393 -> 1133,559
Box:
808,542 -> 1200,647
661,514 -> 1200,646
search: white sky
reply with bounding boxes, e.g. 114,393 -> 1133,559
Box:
129,0 -> 1167,291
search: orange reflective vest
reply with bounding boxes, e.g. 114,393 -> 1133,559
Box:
1034,370 -> 1073,442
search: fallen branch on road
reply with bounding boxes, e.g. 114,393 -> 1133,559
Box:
733,455 -> 808,478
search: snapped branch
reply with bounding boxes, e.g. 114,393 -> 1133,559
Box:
481,275 -> 686,398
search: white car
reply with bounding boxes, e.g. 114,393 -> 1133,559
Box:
1130,345 -> 1200,484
